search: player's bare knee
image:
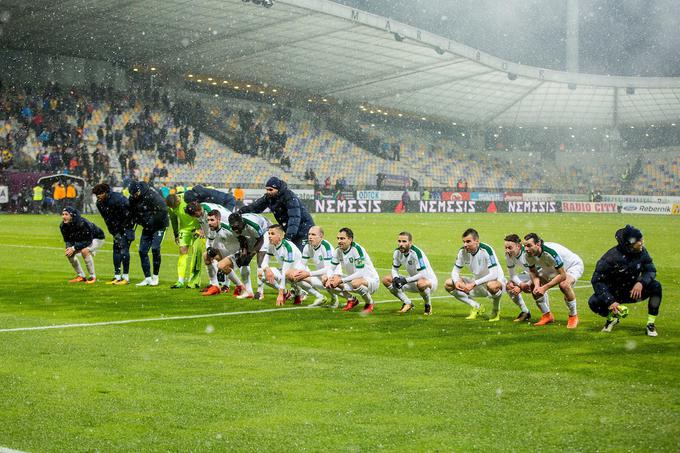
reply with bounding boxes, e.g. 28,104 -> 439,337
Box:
487,281 -> 502,293
445,278 -> 454,291
417,279 -> 430,291
382,275 -> 392,287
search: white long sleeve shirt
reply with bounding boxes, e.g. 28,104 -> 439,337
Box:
451,242 -> 504,286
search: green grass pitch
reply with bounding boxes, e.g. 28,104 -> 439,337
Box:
0,213 -> 679,451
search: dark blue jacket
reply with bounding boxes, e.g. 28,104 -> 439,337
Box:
591,243 -> 657,306
128,181 -> 169,233
95,188 -> 133,235
184,185 -> 236,211
240,180 -> 313,242
60,207 -> 105,252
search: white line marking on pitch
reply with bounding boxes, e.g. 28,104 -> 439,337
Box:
0,285 -> 591,334
0,296 -> 430,333
0,446 -> 29,453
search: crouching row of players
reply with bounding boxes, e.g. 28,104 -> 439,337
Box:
59,199 -> 662,336
187,207 -> 662,336
186,201 -> 360,309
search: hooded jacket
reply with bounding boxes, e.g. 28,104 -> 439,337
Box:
95,188 -> 133,236
591,225 -> 656,305
184,184 -> 236,211
239,177 -> 313,242
60,207 -> 105,252
128,181 -> 169,232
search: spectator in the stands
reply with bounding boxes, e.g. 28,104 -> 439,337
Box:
281,154 -> 291,171
401,190 -> 411,212
186,146 -> 196,168
105,129 -> 114,151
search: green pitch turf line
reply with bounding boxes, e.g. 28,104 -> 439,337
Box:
0,295 -> 444,333
0,284 -> 590,334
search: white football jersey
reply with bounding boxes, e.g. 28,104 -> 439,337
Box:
525,241 -> 582,272
302,239 -> 334,277
198,202 -> 231,239
330,242 -> 379,281
452,242 -> 504,284
265,238 -> 303,271
207,221 -> 240,256
237,213 -> 270,250
392,244 -> 437,284
505,246 -> 531,284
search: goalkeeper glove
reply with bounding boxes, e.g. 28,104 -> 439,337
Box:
392,276 -> 408,289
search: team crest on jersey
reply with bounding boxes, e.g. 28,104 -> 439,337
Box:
349,257 -> 354,263
408,259 -> 414,265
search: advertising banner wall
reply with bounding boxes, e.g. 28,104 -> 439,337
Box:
313,199 -> 390,213
503,192 -> 524,201
418,200 -> 486,213
356,190 -> 381,200
522,192 -> 556,202
471,192 -> 504,201
561,201 -> 619,213
506,201 -> 559,213
373,190 -> 421,201
441,191 -> 471,201
307,197 -> 675,215
619,203 -> 672,215
604,195 -> 680,204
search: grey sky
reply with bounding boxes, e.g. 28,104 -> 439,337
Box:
335,0 -> 680,77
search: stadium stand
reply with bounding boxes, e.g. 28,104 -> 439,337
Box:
2,85 -> 677,196
631,150 -> 680,195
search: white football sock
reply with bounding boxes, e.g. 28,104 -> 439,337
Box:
510,293 -> 530,313
451,290 -> 480,309
566,299 -> 577,316
68,255 -> 85,277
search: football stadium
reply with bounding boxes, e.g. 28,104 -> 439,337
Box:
1,1 -> 679,451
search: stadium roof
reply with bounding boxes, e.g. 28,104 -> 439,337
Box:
3,0 -> 680,128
